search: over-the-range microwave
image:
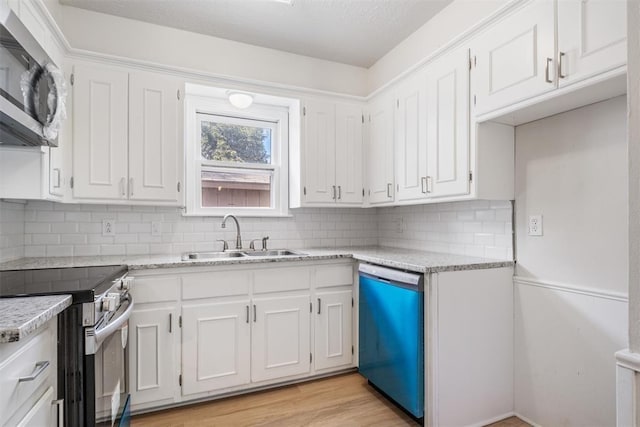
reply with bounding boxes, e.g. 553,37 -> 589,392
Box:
0,2 -> 66,147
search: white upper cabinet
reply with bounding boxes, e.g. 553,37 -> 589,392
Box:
367,93 -> 395,205
335,103 -> 364,205
299,99 -> 363,206
129,71 -> 183,202
395,71 -> 428,202
302,100 -> 336,204
426,48 -> 470,198
72,61 -> 183,204
557,0 -> 627,87
471,0 -> 556,116
72,62 -> 129,200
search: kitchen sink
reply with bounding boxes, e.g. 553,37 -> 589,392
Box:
242,249 -> 307,257
183,251 -> 246,260
182,249 -> 308,261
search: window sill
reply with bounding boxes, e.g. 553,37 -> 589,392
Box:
182,210 -> 293,218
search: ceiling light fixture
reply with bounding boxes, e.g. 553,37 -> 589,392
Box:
227,92 -> 254,109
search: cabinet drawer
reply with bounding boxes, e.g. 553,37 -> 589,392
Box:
0,326 -> 53,421
133,276 -> 180,303
182,270 -> 251,300
254,266 -> 310,294
315,264 -> 353,288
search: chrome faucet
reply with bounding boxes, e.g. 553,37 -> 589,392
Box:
221,214 -> 242,249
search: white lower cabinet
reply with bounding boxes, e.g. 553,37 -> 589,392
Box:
252,295 -> 311,382
314,290 -> 353,371
182,301 -> 251,395
129,306 -> 178,406
128,261 -> 354,412
0,319 -> 59,427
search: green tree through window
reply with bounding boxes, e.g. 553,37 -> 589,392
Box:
201,122 -> 270,164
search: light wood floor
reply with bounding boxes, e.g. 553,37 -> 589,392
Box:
131,373 -> 530,427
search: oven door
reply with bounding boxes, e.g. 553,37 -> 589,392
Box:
91,297 -> 134,427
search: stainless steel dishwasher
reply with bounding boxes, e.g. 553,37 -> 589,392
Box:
358,263 -> 424,420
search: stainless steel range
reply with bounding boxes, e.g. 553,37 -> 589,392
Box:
0,265 -> 134,427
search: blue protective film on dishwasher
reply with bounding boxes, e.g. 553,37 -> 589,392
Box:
358,274 -> 424,418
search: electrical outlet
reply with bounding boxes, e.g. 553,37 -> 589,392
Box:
102,219 -> 116,237
528,215 -> 543,236
394,217 -> 404,234
151,221 -> 162,236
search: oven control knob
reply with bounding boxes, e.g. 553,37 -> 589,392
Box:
120,277 -> 134,290
102,295 -> 118,312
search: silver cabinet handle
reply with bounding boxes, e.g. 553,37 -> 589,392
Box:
246,305 -> 249,323
337,186 -> 342,200
120,177 -> 126,197
52,398 -> 64,427
169,313 -> 172,333
421,177 -> 427,194
332,185 -> 336,200
558,51 -> 566,79
317,298 -> 321,314
545,57 -> 553,83
387,183 -> 392,198
18,360 -> 50,382
253,304 -> 257,322
426,176 -> 433,194
129,177 -> 134,197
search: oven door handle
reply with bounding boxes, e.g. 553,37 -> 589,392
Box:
91,296 -> 134,352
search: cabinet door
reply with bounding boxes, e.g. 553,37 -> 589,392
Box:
252,295 -> 311,382
472,0 -> 556,116
367,95 -> 395,204
335,103 -> 364,205
129,307 -> 177,406
303,100 -> 336,204
182,301 -> 251,395
395,72 -> 428,202
128,71 -> 183,203
426,48 -> 470,198
557,0 -> 626,87
72,62 -> 129,200
14,386 -> 56,427
314,290 -> 353,371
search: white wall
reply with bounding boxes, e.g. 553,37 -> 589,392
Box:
367,0 -> 507,93
0,201 -> 25,262
377,200 -> 513,260
627,0 -> 640,358
54,5 -> 369,97
514,96 -> 629,426
19,202 -> 378,258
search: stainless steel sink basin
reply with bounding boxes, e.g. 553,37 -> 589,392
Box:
183,251 -> 246,260
183,249 -> 308,261
242,249 -> 307,257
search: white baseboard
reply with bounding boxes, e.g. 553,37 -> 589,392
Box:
514,412 -> 543,427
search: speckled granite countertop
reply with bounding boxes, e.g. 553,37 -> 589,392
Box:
0,295 -> 71,343
0,247 -> 513,274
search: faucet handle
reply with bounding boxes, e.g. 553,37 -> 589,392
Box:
216,239 -> 229,251
261,236 -> 269,251
249,239 -> 260,251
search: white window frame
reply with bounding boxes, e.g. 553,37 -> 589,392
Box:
184,94 -> 290,217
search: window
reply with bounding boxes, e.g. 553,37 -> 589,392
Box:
184,87 -> 293,216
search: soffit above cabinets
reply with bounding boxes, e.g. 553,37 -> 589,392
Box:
58,0 -> 453,68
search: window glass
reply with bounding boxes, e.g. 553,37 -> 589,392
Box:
201,168 -> 272,208
200,120 -> 272,164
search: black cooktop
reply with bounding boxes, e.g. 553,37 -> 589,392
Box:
0,265 -> 127,303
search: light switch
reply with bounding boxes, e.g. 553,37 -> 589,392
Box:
528,215 -> 543,236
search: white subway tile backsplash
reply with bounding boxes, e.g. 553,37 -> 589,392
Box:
0,199 -> 513,261
377,201 -> 513,261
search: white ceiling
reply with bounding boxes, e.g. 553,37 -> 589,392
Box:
58,0 -> 453,68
